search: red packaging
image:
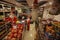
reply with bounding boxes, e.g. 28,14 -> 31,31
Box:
13,33 -> 17,38
18,30 -> 22,34
17,24 -> 21,28
5,17 -> 12,22
11,38 -> 16,40
17,33 -> 22,38
11,29 -> 17,34
20,26 -> 23,30
17,24 -> 23,31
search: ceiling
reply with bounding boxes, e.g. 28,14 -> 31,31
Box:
0,0 -> 22,7
0,0 -> 53,7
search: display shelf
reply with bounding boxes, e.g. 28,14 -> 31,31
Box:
0,22 -> 11,39
0,27 -> 5,32
44,21 -> 60,40
0,30 -> 6,36
0,31 -> 8,40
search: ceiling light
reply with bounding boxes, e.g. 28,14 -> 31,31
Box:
30,34 -> 33,37
49,2 -> 52,5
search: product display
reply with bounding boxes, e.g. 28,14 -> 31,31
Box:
43,20 -> 60,40
0,0 -> 60,40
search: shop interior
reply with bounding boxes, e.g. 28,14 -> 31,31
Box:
0,0 -> 60,40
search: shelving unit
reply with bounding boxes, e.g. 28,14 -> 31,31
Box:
0,22 -> 11,40
0,4 -> 11,39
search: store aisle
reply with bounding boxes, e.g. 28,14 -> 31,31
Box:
23,23 -> 36,40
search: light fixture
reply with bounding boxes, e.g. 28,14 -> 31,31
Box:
30,34 -> 32,37
49,2 -> 52,5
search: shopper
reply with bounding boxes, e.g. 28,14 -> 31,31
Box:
22,16 -> 26,30
26,16 -> 30,31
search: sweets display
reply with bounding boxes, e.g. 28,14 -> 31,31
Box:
4,23 -> 23,40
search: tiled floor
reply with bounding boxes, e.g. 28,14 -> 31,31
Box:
23,23 -> 36,40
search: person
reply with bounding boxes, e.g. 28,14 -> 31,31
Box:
21,16 -> 26,31
26,16 -> 30,31
9,13 -> 17,30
